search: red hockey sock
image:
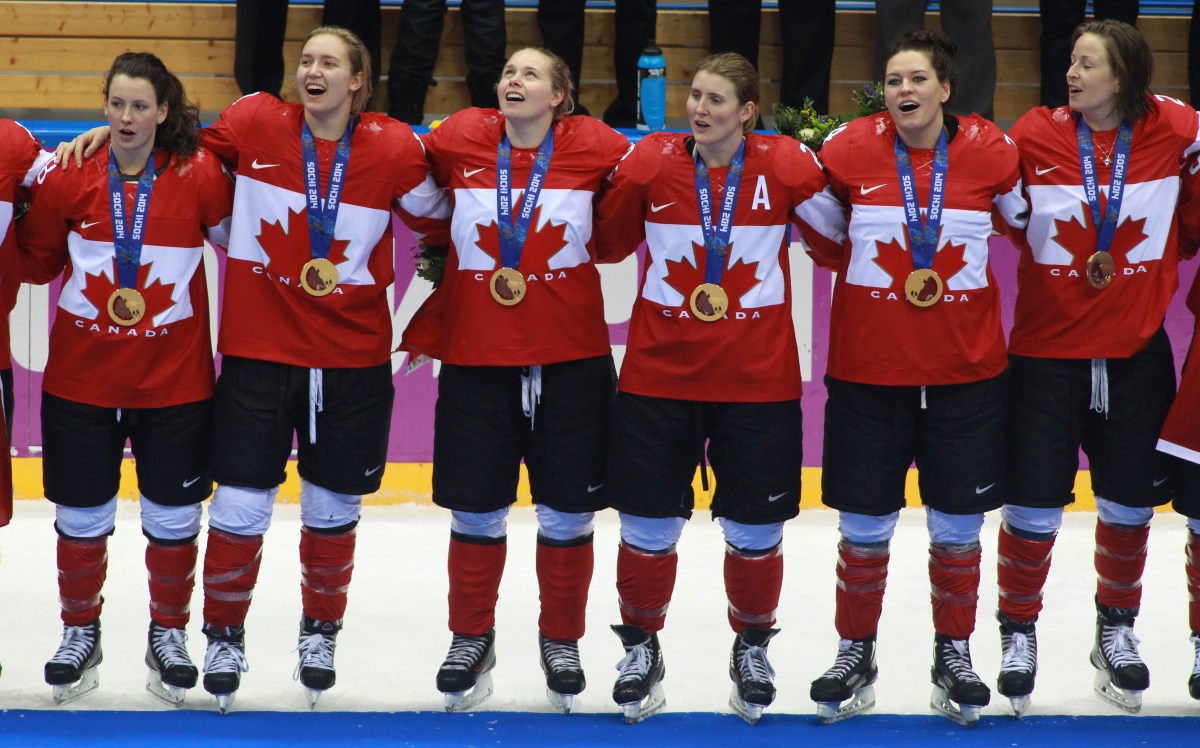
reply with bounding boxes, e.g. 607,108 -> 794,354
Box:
616,541 -> 677,634
300,524 -> 356,623
930,543 -> 982,640
57,535 -> 108,626
447,533 -> 506,635
202,528 -> 264,628
724,543 -> 783,634
537,534 -> 593,641
146,537 -> 198,629
996,522 -> 1055,623
1095,519 -> 1149,610
1188,530 -> 1200,635
834,539 -> 889,640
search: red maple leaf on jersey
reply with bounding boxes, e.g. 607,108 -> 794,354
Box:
661,241 -> 762,311
80,261 -> 178,325
474,206 -> 570,268
256,208 -> 351,273
1051,201 -> 1149,267
872,234 -> 969,291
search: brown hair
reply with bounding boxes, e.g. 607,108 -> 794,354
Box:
694,52 -> 760,135
1070,19 -> 1153,123
302,25 -> 374,115
103,52 -> 200,159
505,47 -> 576,121
887,29 -> 959,108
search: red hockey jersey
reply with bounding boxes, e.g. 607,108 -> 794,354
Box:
0,120 -> 52,363
400,109 -> 632,366
18,147 -> 234,408
815,112 -> 1027,386
594,131 -> 844,402
1008,97 -> 1200,359
202,93 -> 450,369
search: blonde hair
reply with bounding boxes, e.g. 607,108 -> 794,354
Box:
695,52 -> 760,135
302,25 -> 374,114
506,47 -> 576,121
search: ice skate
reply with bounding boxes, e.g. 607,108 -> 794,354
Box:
996,612 -> 1037,718
1090,604 -> 1148,713
930,634 -> 990,727
294,616 -> 340,708
202,623 -> 247,714
810,633 -> 877,724
611,624 -> 665,723
1190,634 -> 1200,701
45,621 -> 102,705
539,634 -> 585,714
145,621 -> 197,706
437,629 -> 496,712
728,628 -> 778,725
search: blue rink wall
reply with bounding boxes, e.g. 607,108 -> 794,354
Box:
3,710 -> 1199,748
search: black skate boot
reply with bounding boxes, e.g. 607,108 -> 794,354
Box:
201,623 -> 247,714
996,612 -> 1037,718
611,624 -> 666,723
437,629 -> 496,712
45,620 -> 103,705
728,628 -> 779,725
1090,601 -> 1149,713
295,616 -> 341,708
810,633 -> 878,723
539,633 -> 585,714
1190,634 -> 1200,701
145,621 -> 198,706
930,633 -> 990,727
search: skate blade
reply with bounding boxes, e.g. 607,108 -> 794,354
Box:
443,671 -> 494,713
930,685 -> 982,728
619,682 -> 666,724
51,667 -> 100,706
815,684 -> 875,725
145,670 -> 187,707
546,688 -> 575,715
305,687 -> 324,709
729,684 -> 768,725
1092,669 -> 1143,714
1007,694 -> 1031,718
214,692 -> 236,715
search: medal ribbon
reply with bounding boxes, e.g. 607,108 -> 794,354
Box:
1077,118 -> 1132,254
894,129 -> 948,271
497,128 -> 555,270
107,148 -> 156,291
301,119 -> 355,261
693,139 -> 746,285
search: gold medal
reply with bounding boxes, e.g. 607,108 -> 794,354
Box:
689,282 -> 729,322
904,268 -> 943,308
490,267 -> 527,306
1086,251 -> 1115,289
107,287 -> 146,327
300,258 -> 339,297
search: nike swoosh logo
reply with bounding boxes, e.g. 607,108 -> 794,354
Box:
463,167 -> 486,178
1035,165 -> 1059,176
650,202 -> 675,213
251,159 -> 279,169
975,483 -> 996,495
587,483 -> 605,493
365,465 -> 383,477
80,220 -> 101,230
182,476 -> 202,488
1153,476 -> 1170,487
860,184 -> 886,195
767,492 -> 788,502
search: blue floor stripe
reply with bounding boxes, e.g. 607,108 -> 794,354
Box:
2,711 -> 1199,747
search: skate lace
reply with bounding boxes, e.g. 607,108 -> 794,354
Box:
150,626 -> 193,669
940,639 -> 985,685
735,642 -> 776,685
820,638 -> 864,680
615,643 -> 651,684
542,639 -> 582,675
1192,634 -> 1200,677
292,632 -> 336,679
1101,624 -> 1143,668
49,625 -> 96,667
203,638 -> 248,676
442,634 -> 490,672
1000,631 -> 1035,674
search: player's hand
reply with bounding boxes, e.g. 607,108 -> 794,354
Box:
55,126 -> 111,169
